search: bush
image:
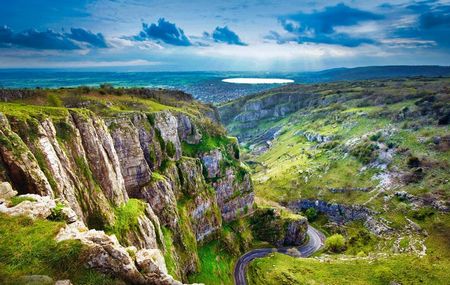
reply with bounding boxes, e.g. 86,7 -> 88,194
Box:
47,93 -> 62,107
411,207 -> 435,221
350,142 -> 379,164
305,208 -> 318,222
325,234 -> 346,253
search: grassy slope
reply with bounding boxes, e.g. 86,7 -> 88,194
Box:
0,213 -> 119,285
220,78 -> 450,284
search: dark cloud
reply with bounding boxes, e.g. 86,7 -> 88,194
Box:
0,26 -> 108,50
395,1 -> 450,48
67,28 -> 108,48
135,18 -> 191,46
211,26 -> 246,46
277,3 -> 383,47
0,26 -> 80,50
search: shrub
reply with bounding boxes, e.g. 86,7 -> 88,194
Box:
325,234 -> 346,253
369,132 -> 382,142
47,93 -> 62,107
411,207 -> 435,221
407,156 -> 421,168
350,141 -> 379,164
305,208 -> 318,222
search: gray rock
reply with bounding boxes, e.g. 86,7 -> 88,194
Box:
0,181 -> 17,200
200,149 -> 222,179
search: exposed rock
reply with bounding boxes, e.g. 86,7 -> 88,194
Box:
56,221 -> 187,285
177,157 -> 221,241
249,207 -> 307,247
136,248 -> 168,275
122,204 -> 163,250
0,181 -> 17,201
155,111 -> 182,160
0,194 -> 55,219
138,176 -> 178,229
287,199 -> 392,236
107,115 -> 152,195
200,149 -> 222,179
295,130 -> 334,143
132,114 -> 164,170
0,113 -> 53,196
177,114 -> 201,144
213,168 -> 254,222
283,217 -> 308,246
34,118 -> 84,218
70,111 -> 128,205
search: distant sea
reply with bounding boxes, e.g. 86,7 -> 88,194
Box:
1,66 -> 449,103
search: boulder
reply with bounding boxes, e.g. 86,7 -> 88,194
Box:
0,181 -> 17,201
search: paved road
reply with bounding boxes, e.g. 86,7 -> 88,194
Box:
233,225 -> 325,285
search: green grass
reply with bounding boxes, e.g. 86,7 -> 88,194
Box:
181,134 -> 234,157
0,213 -> 119,285
9,196 -> 36,207
106,198 -> 146,245
188,241 -> 235,285
247,252 -> 449,285
161,227 -> 179,279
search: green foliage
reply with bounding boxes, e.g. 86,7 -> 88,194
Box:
249,208 -> 284,245
55,121 -> 74,142
188,241 -> 235,285
369,132 -> 382,142
151,171 -> 165,182
48,202 -> 65,221
247,251 -> 450,285
0,213 -> 118,285
47,93 -> 63,107
106,199 -> 146,245
181,134 -> 234,157
161,227 -> 179,279
325,234 -> 346,253
9,196 -> 36,206
305,208 -> 318,222
350,141 -> 379,164
411,207 -> 436,221
166,141 -> 176,158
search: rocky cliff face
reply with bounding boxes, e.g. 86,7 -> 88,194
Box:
0,99 -> 254,284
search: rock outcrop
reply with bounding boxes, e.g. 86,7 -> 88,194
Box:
287,199 -> 392,236
56,221 -> 186,285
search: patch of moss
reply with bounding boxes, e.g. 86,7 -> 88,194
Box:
106,198 -> 146,245
9,196 -> 36,206
161,226 -> 179,279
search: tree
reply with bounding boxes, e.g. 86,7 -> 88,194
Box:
325,234 -> 346,253
305,208 -> 318,222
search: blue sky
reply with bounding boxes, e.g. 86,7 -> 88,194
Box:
0,0 -> 449,71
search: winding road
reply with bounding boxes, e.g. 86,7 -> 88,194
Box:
234,225 -> 325,285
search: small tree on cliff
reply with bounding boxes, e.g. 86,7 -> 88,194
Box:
325,234 -> 346,253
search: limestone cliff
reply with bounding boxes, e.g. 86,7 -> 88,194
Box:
0,89 -> 254,284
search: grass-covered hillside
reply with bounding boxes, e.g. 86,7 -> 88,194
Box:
219,77 -> 450,284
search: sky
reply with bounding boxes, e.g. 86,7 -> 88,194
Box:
0,0 -> 449,71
